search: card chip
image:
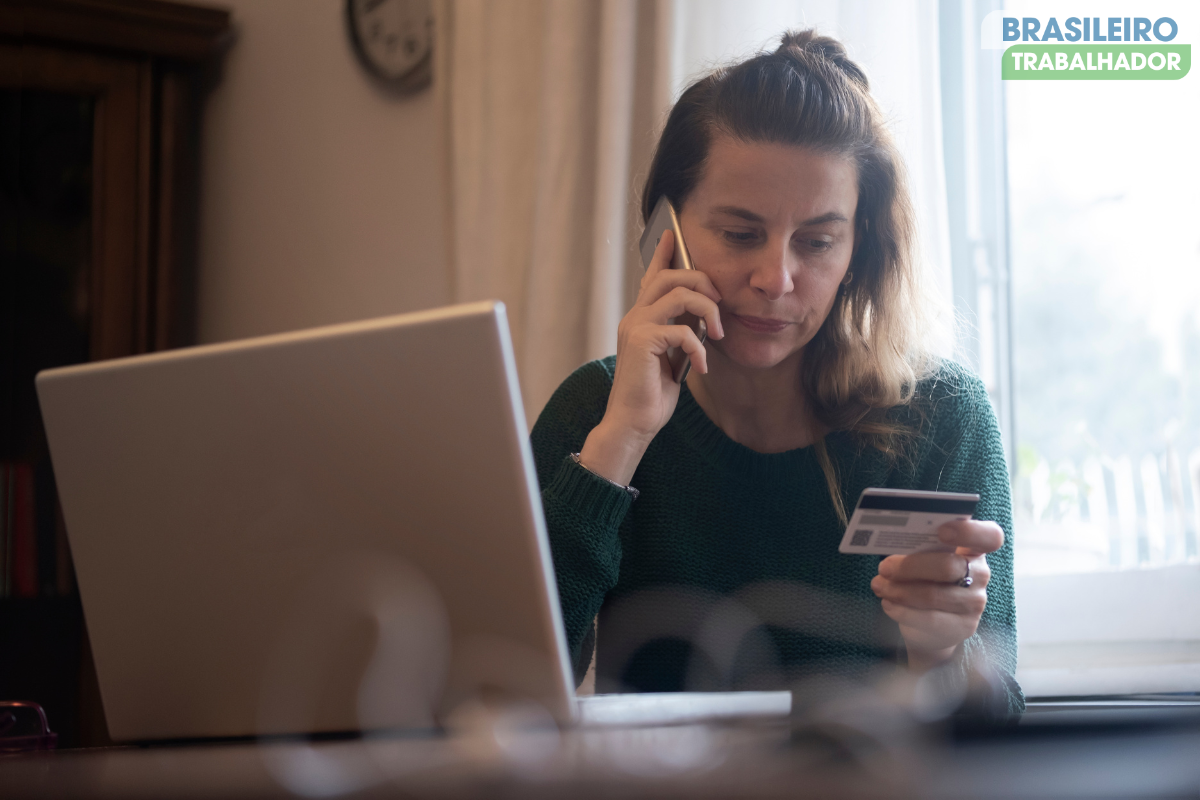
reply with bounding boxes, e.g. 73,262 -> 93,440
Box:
850,529 -> 873,547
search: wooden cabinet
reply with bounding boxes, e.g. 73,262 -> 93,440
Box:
1,0 -> 230,747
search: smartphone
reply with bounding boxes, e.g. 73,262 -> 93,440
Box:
837,488 -> 980,556
638,196 -> 709,383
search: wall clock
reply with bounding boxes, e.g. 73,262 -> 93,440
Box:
346,0 -> 433,94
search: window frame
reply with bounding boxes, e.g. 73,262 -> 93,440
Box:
938,0 -> 1016,475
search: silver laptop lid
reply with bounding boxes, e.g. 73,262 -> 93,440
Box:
37,301 -> 575,741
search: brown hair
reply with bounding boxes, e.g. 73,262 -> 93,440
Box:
642,30 -> 933,523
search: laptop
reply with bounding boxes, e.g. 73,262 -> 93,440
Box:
37,301 -> 789,742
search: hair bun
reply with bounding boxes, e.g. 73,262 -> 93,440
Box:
776,29 -> 870,90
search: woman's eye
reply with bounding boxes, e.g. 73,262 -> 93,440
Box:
722,230 -> 759,244
800,238 -> 834,252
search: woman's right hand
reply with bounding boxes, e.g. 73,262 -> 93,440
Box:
577,229 -> 724,485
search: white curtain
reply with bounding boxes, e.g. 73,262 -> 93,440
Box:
446,0 -> 673,423
444,0 -> 954,422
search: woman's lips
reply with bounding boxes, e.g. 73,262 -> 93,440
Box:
729,313 -> 792,334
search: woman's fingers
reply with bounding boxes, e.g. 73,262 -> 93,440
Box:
627,320 -> 708,368
637,261 -> 723,309
878,552 -> 991,587
871,574 -> 988,615
875,521 -> 1001,665
645,286 -> 724,340
937,519 -> 1004,554
632,230 -> 724,344
655,324 -> 708,375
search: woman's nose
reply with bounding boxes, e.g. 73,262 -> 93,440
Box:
748,248 -> 795,300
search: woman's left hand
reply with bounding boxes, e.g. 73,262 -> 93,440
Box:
869,519 -> 1004,672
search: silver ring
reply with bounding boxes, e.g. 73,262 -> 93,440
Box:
958,559 -> 973,588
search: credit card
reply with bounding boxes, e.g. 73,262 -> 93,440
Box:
837,488 -> 980,555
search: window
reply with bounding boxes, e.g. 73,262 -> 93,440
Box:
984,1 -> 1200,696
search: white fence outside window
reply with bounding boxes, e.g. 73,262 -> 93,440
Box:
1015,449 -> 1200,575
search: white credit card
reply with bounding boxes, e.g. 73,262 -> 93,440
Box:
838,488 -> 980,556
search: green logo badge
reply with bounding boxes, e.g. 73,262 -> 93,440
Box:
1003,45 -> 1191,80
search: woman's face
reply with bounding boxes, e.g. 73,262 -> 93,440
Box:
678,137 -> 858,372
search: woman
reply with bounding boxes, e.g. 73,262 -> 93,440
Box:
531,30 -> 1021,714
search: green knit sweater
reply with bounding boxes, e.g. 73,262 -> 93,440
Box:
531,356 -> 1022,714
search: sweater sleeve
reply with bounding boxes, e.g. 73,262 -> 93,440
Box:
530,358 -> 631,684
913,363 -> 1025,718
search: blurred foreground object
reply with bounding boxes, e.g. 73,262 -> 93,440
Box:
0,701 -> 57,753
